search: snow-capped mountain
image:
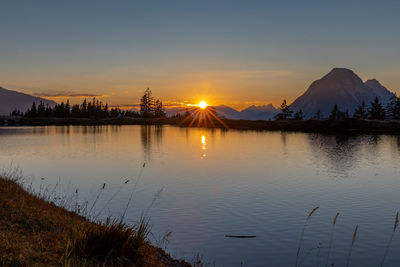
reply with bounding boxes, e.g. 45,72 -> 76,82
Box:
0,86 -> 57,115
289,68 -> 395,119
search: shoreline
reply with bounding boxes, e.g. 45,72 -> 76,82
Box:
2,116 -> 400,134
0,175 -> 191,266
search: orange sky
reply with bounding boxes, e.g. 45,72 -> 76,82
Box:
3,66 -> 399,111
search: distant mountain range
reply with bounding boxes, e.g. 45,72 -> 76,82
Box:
290,68 -> 395,119
0,86 -> 56,115
165,104 -> 279,120
214,104 -> 279,120
1,68 -> 396,119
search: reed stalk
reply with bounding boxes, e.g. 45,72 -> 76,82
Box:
346,225 -> 358,267
121,163 -> 146,223
94,180 -> 128,220
144,186 -> 165,217
326,212 -> 340,267
380,211 -> 399,267
295,206 -> 319,267
75,188 -> 79,213
88,183 -> 106,215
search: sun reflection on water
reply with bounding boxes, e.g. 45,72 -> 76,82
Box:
201,135 -> 207,159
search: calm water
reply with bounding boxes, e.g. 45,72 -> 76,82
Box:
1,125 -> 400,266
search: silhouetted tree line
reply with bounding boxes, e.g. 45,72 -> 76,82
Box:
169,108 -> 191,119
330,95 -> 399,120
20,98 -> 132,118
10,89 -> 166,119
275,94 -> 400,121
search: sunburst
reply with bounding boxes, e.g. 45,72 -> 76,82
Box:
180,103 -> 229,129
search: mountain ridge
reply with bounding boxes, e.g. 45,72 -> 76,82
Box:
289,68 -> 395,119
0,86 -> 57,115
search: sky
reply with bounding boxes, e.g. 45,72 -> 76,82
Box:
0,0 -> 399,110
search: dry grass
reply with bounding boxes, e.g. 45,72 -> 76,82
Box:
0,176 -> 86,266
60,218 -> 151,266
0,176 -> 189,267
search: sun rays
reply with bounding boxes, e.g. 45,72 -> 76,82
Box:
179,105 -> 229,129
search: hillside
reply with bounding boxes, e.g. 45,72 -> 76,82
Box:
0,86 -> 57,115
0,175 -> 190,266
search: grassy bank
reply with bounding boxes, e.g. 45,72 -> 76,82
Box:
0,175 -> 191,267
4,116 -> 400,134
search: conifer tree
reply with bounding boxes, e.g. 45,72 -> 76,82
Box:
353,101 -> 367,119
27,102 -> 38,117
10,109 -> 22,116
313,109 -> 322,119
45,103 -> 52,116
81,99 -> 88,115
329,104 -> 339,120
294,109 -> 304,120
37,101 -> 46,116
154,99 -> 166,117
65,100 -> 71,117
71,104 -> 80,117
274,99 -> 293,120
368,97 -> 386,120
386,94 -> 400,120
140,88 -> 155,117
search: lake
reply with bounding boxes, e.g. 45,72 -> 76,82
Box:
1,125 -> 400,266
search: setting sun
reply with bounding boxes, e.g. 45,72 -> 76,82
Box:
198,101 -> 208,109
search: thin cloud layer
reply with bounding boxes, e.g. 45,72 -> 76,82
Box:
34,92 -> 104,98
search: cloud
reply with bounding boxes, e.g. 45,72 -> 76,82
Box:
113,101 -> 187,110
244,100 -> 275,106
112,104 -> 140,109
34,92 -> 104,98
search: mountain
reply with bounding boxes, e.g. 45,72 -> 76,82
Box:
165,104 -> 277,120
165,105 -> 242,119
214,104 -> 278,120
290,68 -> 395,119
164,107 -> 187,117
0,86 -> 57,115
214,105 -> 241,119
364,79 -> 394,101
239,104 -> 279,120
